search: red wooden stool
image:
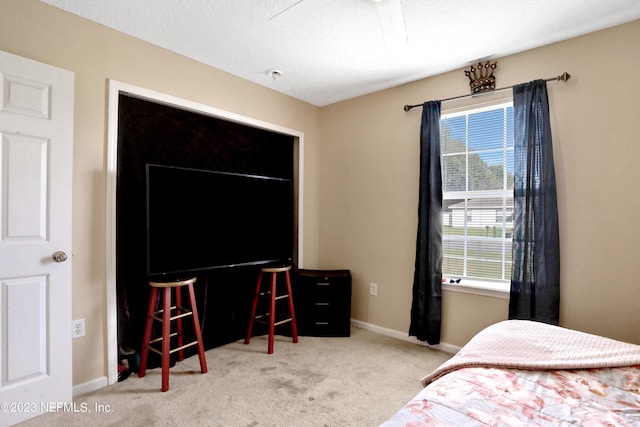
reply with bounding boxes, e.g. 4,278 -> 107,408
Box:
244,266 -> 298,354
139,277 -> 207,392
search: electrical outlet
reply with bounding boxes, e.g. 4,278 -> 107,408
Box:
72,319 -> 85,339
370,283 -> 378,296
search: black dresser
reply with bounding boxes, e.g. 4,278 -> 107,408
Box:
292,269 -> 352,337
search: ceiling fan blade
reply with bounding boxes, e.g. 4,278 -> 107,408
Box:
376,0 -> 407,47
269,0 -> 333,23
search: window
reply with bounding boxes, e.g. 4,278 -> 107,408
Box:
440,97 -> 514,291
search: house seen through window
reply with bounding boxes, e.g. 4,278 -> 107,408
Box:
441,98 -> 514,289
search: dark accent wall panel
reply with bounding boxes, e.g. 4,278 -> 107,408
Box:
116,94 -> 294,361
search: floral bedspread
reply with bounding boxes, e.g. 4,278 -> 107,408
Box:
381,321 -> 640,426
381,365 -> 640,426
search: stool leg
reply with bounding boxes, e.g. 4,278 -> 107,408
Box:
187,283 -> 208,374
175,286 -> 184,362
268,272 -> 276,354
285,270 -> 298,344
139,287 -> 158,378
244,271 -> 263,345
161,287 -> 171,392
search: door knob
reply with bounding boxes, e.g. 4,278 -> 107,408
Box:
52,251 -> 68,263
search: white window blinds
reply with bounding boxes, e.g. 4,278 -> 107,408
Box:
441,101 -> 514,282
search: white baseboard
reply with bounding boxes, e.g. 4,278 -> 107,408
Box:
351,319 -> 461,354
73,376 -> 108,397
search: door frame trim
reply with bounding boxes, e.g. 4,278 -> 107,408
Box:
105,80 -> 305,384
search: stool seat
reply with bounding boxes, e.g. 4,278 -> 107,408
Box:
139,277 -> 207,391
260,266 -> 291,273
245,265 -> 298,354
148,277 -> 197,288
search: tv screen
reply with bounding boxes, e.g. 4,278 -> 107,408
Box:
146,164 -> 293,277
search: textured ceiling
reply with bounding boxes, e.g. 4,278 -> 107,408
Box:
41,0 -> 640,106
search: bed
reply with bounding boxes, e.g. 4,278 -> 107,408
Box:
382,320 -> 640,426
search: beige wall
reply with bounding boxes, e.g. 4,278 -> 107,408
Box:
2,0 -> 639,388
1,0 -> 322,386
319,20 -> 640,347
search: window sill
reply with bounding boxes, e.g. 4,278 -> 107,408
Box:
442,279 -> 510,299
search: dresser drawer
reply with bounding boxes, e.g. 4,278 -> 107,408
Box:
292,269 -> 351,337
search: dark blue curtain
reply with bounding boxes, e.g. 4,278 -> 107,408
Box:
510,80 -> 560,324
409,101 -> 443,344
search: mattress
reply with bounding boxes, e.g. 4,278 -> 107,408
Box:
382,320 -> 640,426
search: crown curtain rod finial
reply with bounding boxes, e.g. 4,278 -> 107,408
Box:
465,61 -> 498,94
403,71 -> 571,112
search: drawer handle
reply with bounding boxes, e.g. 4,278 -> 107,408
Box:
315,302 -> 330,306
316,282 -> 330,286
315,321 -> 330,325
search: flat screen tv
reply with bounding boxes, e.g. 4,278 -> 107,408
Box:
145,164 -> 293,277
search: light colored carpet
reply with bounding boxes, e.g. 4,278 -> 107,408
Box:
19,327 -> 451,427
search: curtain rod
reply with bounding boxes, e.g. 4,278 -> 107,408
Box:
403,72 -> 571,112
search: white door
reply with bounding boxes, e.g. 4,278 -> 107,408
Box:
0,50 -> 74,426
